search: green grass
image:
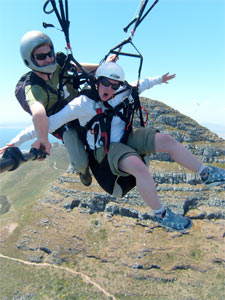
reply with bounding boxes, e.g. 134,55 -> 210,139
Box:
0,127 -> 224,300
0,154 -> 65,211
0,195 -> 10,215
0,259 -> 110,300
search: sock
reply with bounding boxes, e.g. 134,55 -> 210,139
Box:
198,164 -> 209,180
153,206 -> 166,218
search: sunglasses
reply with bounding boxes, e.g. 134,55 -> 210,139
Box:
34,50 -> 54,61
100,77 -> 121,91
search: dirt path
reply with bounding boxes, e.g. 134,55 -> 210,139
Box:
0,253 -> 117,300
52,160 -> 67,171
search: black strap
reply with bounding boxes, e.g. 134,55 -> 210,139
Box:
130,0 -> 160,34
43,1 -> 95,88
80,86 -> 101,102
101,0 -> 159,87
43,0 -> 70,45
45,53 -> 77,115
123,0 -> 159,36
85,107 -> 112,154
85,85 -> 144,153
25,72 -> 57,114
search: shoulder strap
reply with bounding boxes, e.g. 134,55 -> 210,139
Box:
15,71 -> 33,114
14,71 -> 54,115
84,84 -> 145,154
29,73 -> 59,115
80,86 -> 101,102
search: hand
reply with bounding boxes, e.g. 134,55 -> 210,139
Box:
162,72 -> 176,84
31,139 -> 51,159
0,143 -> 14,154
106,54 -> 119,63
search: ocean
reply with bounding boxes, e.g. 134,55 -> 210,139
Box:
0,121 -> 224,152
0,126 -> 60,151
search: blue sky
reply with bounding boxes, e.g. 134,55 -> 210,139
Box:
0,0 -> 224,138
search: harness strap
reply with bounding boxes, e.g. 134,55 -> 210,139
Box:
58,54 -> 72,100
84,84 -> 145,154
95,108 -> 108,153
43,0 -> 70,46
86,106 -> 112,154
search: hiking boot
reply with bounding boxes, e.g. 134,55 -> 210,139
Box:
155,208 -> 192,232
79,167 -> 92,186
201,166 -> 225,188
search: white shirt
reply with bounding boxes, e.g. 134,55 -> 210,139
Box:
10,76 -> 162,148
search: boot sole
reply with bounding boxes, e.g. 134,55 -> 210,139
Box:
205,181 -> 225,188
156,218 -> 192,233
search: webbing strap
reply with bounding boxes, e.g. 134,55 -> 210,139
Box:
85,85 -> 144,153
43,0 -> 70,46
43,1 -> 95,89
124,0 -> 159,36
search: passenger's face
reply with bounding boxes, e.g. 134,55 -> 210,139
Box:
98,77 -> 121,101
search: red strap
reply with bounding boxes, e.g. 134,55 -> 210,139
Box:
101,132 -> 109,154
126,123 -> 131,131
96,108 -> 102,114
90,129 -> 97,134
140,106 -> 148,125
54,133 -> 63,140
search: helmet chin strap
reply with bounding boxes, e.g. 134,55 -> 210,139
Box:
33,70 -> 53,79
31,52 -> 56,76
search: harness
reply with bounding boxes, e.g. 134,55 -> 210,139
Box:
84,84 -> 145,154
78,84 -> 148,197
15,52 -> 82,139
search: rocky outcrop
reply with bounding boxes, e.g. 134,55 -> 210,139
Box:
45,172 -> 225,222
137,98 -> 225,163
46,97 -> 225,222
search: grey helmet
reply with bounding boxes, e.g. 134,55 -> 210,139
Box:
20,30 -> 57,74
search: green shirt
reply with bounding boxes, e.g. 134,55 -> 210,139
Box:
25,64 -> 79,112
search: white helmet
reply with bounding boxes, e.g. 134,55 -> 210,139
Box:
20,30 -> 57,74
95,62 -> 125,82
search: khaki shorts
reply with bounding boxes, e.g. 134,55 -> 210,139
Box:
94,127 -> 159,176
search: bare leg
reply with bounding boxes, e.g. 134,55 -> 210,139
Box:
118,152 -> 192,232
118,155 -> 162,210
155,133 -> 202,172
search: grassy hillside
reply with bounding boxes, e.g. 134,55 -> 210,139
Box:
0,144 -> 68,211
0,99 -> 224,300
0,170 -> 224,300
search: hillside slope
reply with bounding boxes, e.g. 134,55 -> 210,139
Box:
0,99 -> 224,300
